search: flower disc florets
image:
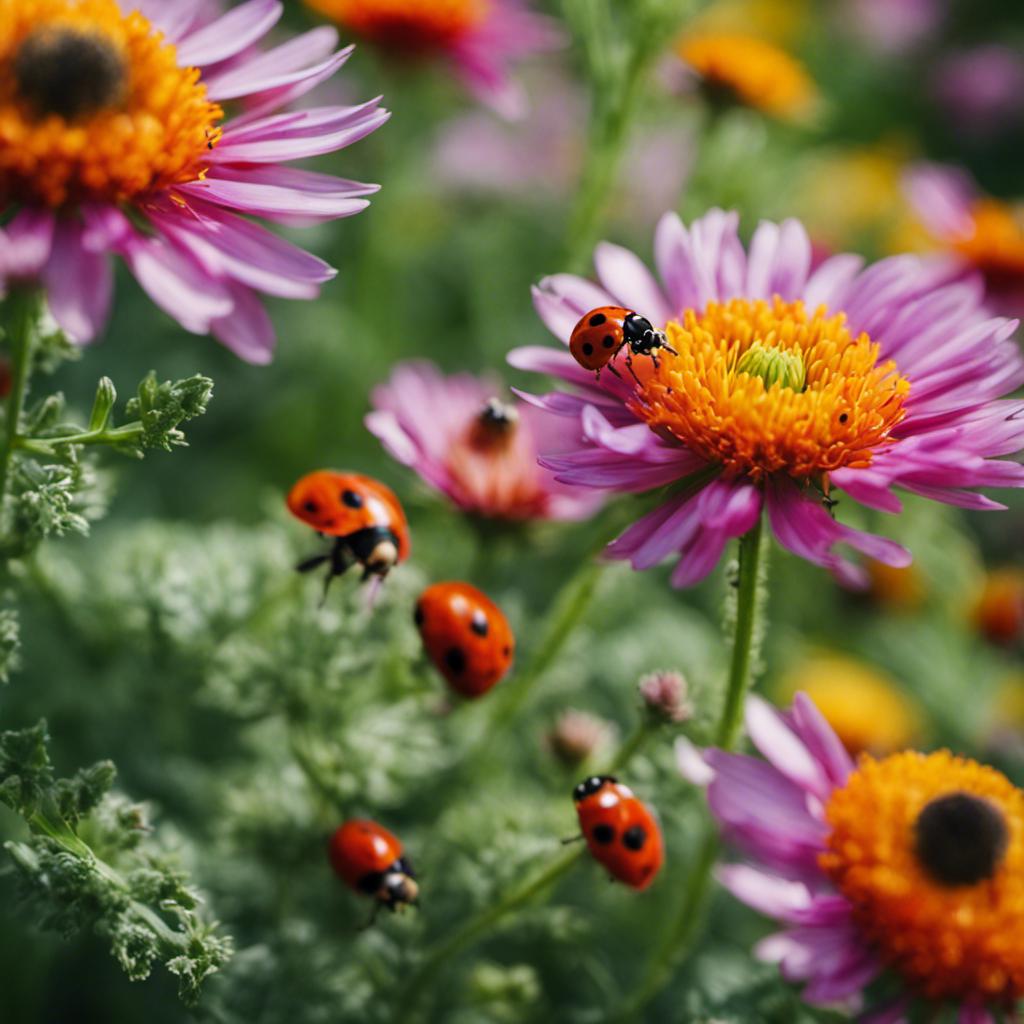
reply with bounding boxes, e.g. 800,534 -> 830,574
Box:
631,297 -> 909,482
1,0 -> 222,207
822,750 -> 1024,1004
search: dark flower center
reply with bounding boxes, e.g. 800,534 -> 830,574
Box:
14,26 -> 127,121
914,792 -> 1009,886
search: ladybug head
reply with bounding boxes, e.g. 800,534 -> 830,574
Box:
347,527 -> 400,577
380,869 -> 419,909
573,774 -> 616,803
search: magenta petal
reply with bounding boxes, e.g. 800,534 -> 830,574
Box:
715,865 -> 812,919
1,208 -> 55,279
210,283 -> 275,364
593,241 -> 672,325
174,0 -> 282,67
41,220 -> 113,342
177,177 -> 370,221
745,696 -> 832,800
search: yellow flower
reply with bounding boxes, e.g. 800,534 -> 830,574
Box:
778,653 -> 923,755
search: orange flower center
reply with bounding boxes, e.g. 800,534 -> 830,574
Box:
821,751 -> 1024,1004
629,297 -> 909,483
302,0 -> 488,54
0,0 -> 222,208
445,401 -> 548,521
675,33 -> 817,121
954,200 -> 1024,283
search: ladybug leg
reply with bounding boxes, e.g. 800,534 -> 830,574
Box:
560,833 -> 585,845
317,539 -> 354,606
625,354 -> 643,386
605,363 -> 624,382
296,553 -> 330,573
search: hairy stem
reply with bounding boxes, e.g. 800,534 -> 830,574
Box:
0,290 -> 39,511
611,518 -> 769,1021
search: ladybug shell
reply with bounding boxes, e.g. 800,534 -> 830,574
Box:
574,776 -> 664,890
287,471 -> 410,562
569,305 -> 632,371
414,582 -> 514,699
329,819 -> 404,892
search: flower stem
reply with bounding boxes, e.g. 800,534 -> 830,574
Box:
610,517 -> 768,1021
0,289 -> 39,512
476,559 -> 603,749
715,515 -> 766,747
561,0 -> 694,272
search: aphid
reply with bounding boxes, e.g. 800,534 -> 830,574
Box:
287,471 -> 410,597
329,820 -> 418,924
569,306 -> 675,381
414,582 -> 514,699
573,775 -> 664,890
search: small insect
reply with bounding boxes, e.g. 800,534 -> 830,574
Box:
328,820 -> 418,925
287,471 -> 410,597
572,775 -> 664,890
569,306 -> 675,381
414,582 -> 514,699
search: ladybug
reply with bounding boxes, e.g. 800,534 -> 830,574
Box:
414,582 -> 514,699
287,471 -> 410,594
329,819 -> 419,919
569,306 -> 674,380
573,775 -> 664,890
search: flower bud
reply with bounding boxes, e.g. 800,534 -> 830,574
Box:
638,670 -> 693,723
89,376 -> 117,431
545,709 -> 616,768
736,342 -> 806,391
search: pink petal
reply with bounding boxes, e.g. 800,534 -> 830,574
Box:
175,0 -> 281,67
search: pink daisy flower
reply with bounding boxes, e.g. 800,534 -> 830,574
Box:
903,163 -> 1024,319
678,693 -> 1024,1024
511,209 -> 1024,588
0,0 -> 389,363
300,0 -> 561,121
365,360 -> 605,522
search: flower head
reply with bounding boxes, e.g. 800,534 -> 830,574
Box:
638,669 -> 693,724
902,163 -> 1024,319
301,0 -> 561,120
365,360 -> 605,523
777,653 -> 922,756
680,693 -> 1024,1021
675,32 -> 818,123
0,0 -> 389,362
512,209 -> 1024,588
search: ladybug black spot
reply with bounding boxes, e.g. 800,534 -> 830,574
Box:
445,646 -> 466,676
414,604 -> 424,627
470,611 -> 488,637
602,334 -> 616,349
622,825 -> 647,851
502,645 -> 511,657
581,342 -> 594,357
588,312 -> 607,327
341,489 -> 364,509
592,824 -> 615,845
303,500 -> 318,513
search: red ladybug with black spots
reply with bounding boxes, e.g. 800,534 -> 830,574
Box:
573,775 -> 664,890
329,819 -> 419,919
569,305 -> 674,380
414,582 -> 514,699
287,471 -> 410,594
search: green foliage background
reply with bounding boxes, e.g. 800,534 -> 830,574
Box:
3,0 -> 1024,1022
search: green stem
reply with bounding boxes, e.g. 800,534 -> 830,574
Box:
0,290 -> 38,509
397,845 -> 583,1017
611,518 -> 768,1021
474,559 -> 603,750
715,515 -> 765,748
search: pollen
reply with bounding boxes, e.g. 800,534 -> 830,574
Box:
821,750 -> 1024,1004
0,0 -> 222,208
630,297 -> 909,483
675,32 -> 818,122
302,0 -> 488,54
